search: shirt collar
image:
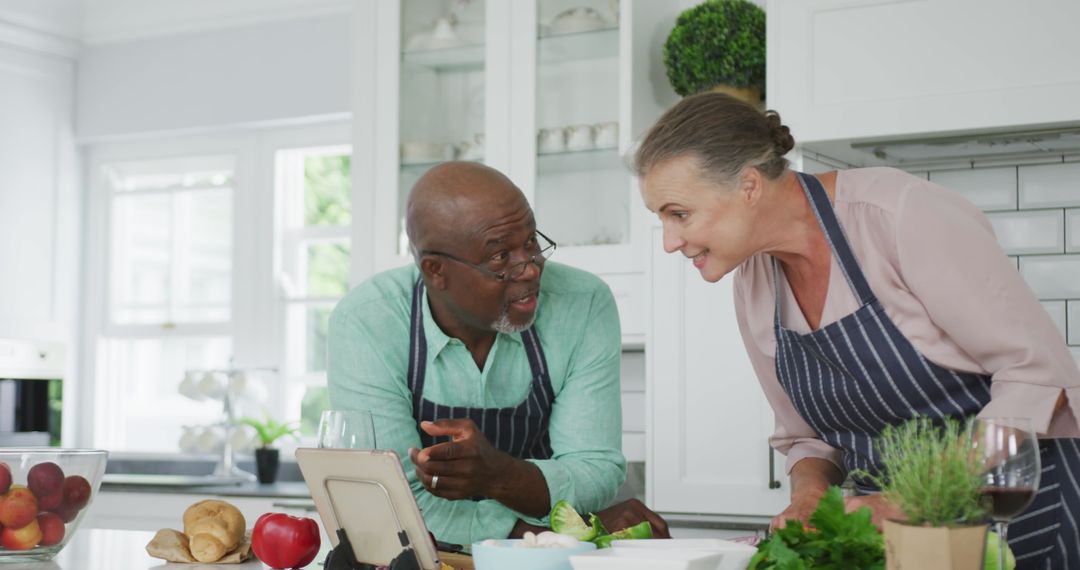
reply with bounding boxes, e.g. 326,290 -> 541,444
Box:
420,288 -> 522,357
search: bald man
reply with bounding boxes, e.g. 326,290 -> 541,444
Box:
328,162 -> 668,545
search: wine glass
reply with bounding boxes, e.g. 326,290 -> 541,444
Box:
971,418 -> 1041,570
317,410 -> 377,449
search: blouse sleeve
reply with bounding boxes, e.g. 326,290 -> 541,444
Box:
734,267 -> 846,474
895,178 -> 1080,437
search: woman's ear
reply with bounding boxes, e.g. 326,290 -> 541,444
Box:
739,167 -> 765,205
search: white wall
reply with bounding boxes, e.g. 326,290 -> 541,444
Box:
76,14 -> 351,139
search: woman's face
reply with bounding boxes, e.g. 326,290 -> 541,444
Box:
640,155 -> 759,283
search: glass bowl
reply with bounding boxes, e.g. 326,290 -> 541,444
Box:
0,448 -> 108,562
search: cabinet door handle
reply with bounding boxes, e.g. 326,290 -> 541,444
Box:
768,446 -> 782,489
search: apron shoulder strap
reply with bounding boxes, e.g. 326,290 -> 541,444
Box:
795,172 -> 876,306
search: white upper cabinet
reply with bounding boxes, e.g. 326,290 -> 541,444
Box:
353,0 -> 680,345
767,0 -> 1080,146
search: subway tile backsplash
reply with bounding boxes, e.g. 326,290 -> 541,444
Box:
1018,163 -> 1080,209
930,167 -> 1016,211
937,162 -> 1080,347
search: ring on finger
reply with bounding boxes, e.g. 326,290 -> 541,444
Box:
432,474 -> 440,490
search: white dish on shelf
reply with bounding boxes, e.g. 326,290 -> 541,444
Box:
549,7 -> 610,35
401,141 -> 454,164
565,124 -> 595,151
569,547 -> 724,570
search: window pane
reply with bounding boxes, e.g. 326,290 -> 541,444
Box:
300,385 -> 329,437
175,189 -> 232,321
307,242 -> 350,297
94,337 -> 230,452
307,305 -> 333,373
304,154 -> 351,226
111,193 -> 171,323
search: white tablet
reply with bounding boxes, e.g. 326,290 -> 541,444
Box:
295,447 -> 441,569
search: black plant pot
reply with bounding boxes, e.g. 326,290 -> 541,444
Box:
255,447 -> 280,484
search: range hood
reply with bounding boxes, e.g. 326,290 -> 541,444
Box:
804,126 -> 1080,170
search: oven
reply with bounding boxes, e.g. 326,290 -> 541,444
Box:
0,339 -> 64,447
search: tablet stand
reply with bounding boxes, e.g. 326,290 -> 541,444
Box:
324,528 -> 422,570
321,476 -> 427,570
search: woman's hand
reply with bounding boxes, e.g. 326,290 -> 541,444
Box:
844,494 -> 904,530
771,493 -> 822,531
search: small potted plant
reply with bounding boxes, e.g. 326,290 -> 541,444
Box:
239,415 -> 300,484
663,0 -> 766,103
858,417 -> 989,570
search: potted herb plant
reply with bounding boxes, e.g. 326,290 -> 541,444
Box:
662,0 -> 766,103
240,415 -> 300,484
859,417 -> 989,570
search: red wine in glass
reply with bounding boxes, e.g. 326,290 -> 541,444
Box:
980,486 -> 1036,521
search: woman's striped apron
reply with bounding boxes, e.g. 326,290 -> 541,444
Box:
407,278 -> 555,461
772,172 -> 1080,568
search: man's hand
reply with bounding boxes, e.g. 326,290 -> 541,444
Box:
844,494 -> 904,531
409,419 -> 510,501
595,499 -> 671,539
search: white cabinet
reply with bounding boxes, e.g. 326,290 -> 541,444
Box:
767,0 -> 1080,145
647,227 -> 790,518
351,0 -> 680,346
0,42 -> 78,343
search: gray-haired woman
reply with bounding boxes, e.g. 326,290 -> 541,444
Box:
634,92 -> 1080,569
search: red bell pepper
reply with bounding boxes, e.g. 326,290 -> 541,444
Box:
251,512 -> 321,569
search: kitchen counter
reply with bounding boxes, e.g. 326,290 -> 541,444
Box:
0,529 -> 313,570
101,479 -> 312,500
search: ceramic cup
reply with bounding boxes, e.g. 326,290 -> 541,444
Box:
178,426 -> 200,453
538,128 -> 566,153
427,16 -> 460,50
565,124 -> 595,151
197,372 -> 227,400
593,121 -> 618,148
178,371 -> 204,401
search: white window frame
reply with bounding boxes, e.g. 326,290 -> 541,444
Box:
80,122 -> 352,454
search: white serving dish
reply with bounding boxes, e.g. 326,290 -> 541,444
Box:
570,547 -> 723,570
609,539 -> 758,570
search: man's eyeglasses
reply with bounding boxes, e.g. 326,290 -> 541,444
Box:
420,230 -> 557,282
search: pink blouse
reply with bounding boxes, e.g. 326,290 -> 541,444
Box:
733,167 -> 1080,474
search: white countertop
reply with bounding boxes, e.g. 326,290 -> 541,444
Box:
1,529 -> 328,570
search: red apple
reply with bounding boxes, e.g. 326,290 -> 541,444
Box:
0,486 -> 38,528
0,463 -> 11,495
37,490 -> 62,511
36,512 -> 64,546
50,505 -> 78,524
61,476 -> 91,511
27,462 -> 65,497
0,519 -> 42,550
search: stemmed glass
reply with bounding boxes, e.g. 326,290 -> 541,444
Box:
971,418 -> 1041,570
317,410 -> 378,449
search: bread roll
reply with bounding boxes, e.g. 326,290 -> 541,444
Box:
182,499 -> 246,563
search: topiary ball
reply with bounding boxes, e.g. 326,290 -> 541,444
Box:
663,0 -> 766,97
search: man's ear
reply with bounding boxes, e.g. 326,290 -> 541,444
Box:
739,167 -> 765,206
419,256 -> 448,290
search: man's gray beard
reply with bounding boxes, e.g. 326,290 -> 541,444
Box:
491,299 -> 538,334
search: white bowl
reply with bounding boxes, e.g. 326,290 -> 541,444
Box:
472,539 -> 597,570
608,539 -> 757,570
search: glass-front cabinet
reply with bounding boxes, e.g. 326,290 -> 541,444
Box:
356,0 -> 678,345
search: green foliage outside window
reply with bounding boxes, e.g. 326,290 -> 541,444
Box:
304,155 -> 351,226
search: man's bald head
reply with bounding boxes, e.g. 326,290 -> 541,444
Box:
406,162 -> 531,254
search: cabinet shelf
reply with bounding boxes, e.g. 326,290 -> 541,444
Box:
402,43 -> 485,72
540,27 -> 619,64
537,146 -> 620,174
400,27 -> 618,72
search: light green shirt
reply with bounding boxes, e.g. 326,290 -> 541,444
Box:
327,261 -> 625,545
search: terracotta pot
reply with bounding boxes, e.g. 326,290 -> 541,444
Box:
884,519 -> 988,570
709,84 -> 763,107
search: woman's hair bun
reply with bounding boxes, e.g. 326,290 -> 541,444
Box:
764,110 -> 795,155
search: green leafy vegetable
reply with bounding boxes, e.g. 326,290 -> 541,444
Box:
748,487 -> 884,570
550,500 -> 597,542
548,502 -> 653,549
